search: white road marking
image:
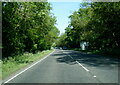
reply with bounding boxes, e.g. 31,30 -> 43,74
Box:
63,52 -> 67,53
69,56 -> 74,60
76,61 -> 89,72
63,50 -> 102,83
4,50 -> 55,83
62,50 -> 89,72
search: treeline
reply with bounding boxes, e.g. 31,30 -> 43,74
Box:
2,2 -> 59,58
56,2 -> 120,55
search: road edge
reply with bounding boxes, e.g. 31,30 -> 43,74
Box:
2,49 -> 55,84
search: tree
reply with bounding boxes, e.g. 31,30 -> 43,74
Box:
2,2 -> 60,58
61,2 -> 120,53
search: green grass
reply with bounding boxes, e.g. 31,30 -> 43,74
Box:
91,49 -> 120,58
0,60 -> 2,80
2,49 -> 54,79
70,48 -> 119,58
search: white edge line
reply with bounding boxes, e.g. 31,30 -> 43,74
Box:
4,50 -> 55,83
76,61 -> 89,72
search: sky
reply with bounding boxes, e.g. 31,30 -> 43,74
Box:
49,1 -> 83,35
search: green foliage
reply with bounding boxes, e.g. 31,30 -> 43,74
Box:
90,2 -> 120,50
55,33 -> 67,47
2,2 -> 59,58
2,49 -> 54,79
57,2 -> 120,56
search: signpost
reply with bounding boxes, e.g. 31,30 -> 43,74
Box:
80,41 -> 89,50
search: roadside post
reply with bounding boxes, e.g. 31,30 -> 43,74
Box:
80,42 -> 89,50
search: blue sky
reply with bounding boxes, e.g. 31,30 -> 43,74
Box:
49,1 -> 83,34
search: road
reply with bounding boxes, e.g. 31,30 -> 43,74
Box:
3,49 -> 119,84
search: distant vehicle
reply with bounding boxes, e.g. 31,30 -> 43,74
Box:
54,47 -> 62,50
62,46 -> 67,50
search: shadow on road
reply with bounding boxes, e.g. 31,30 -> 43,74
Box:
55,50 -> 119,68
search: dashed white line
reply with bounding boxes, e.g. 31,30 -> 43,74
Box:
62,50 -> 101,82
4,50 -> 55,83
76,61 -> 89,72
62,50 -> 89,72
93,75 -> 97,77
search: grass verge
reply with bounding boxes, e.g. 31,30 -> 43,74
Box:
70,48 -> 119,58
2,49 -> 54,80
0,60 -> 2,80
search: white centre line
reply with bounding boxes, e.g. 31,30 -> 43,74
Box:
4,50 -> 55,83
62,50 -> 89,72
62,50 -> 103,83
76,61 -> 89,72
93,75 -> 97,77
